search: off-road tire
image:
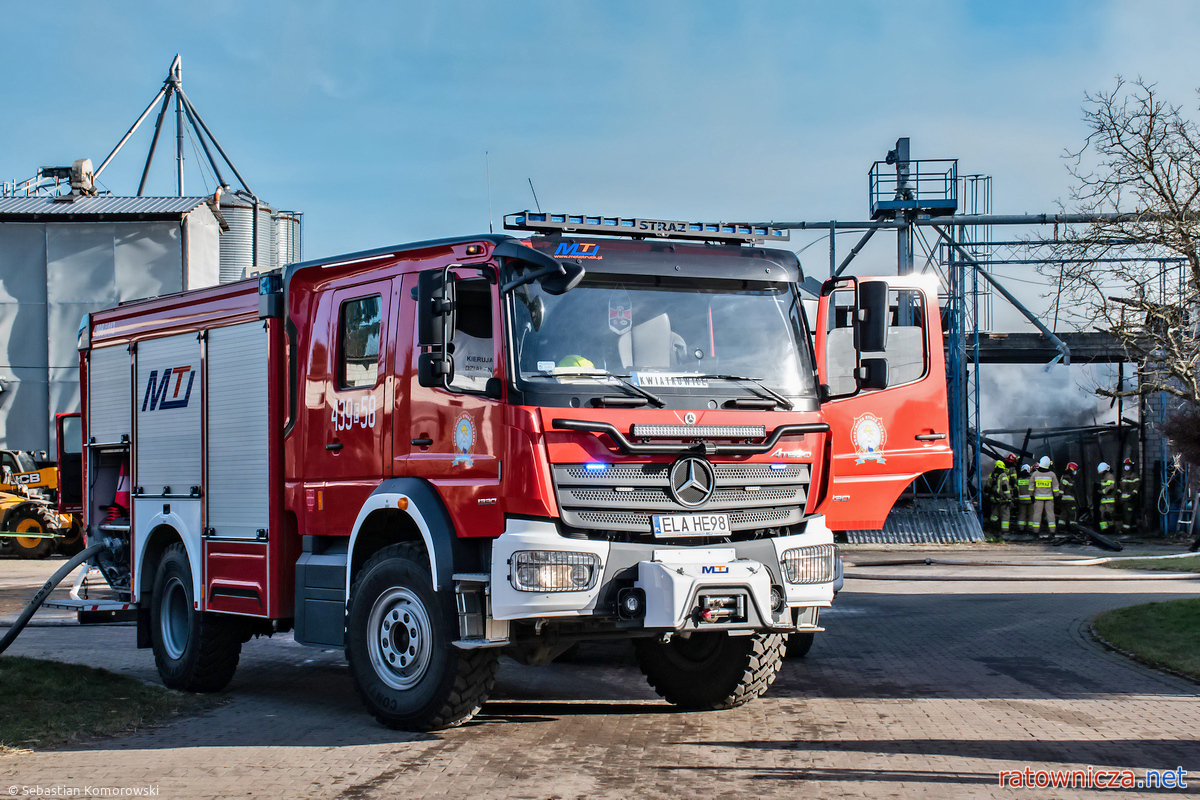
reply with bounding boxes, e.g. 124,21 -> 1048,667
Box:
56,520 -> 85,557
6,505 -> 56,559
151,542 -> 243,692
785,631 -> 815,659
346,542 -> 498,731
633,631 -> 785,710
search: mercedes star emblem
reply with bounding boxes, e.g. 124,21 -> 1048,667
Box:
669,456 -> 716,508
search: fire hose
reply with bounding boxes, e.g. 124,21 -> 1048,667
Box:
843,551 -> 1200,581
0,541 -> 108,655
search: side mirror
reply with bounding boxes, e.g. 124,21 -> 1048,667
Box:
858,357 -> 889,390
417,267 -> 457,388
418,351 -> 454,387
495,240 -> 586,295
418,268 -> 456,347
540,260 -> 585,295
858,281 -> 889,352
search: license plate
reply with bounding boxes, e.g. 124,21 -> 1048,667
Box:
652,513 -> 732,537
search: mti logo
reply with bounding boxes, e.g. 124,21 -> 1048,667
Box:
700,565 -> 730,574
142,366 -> 196,411
553,242 -> 601,258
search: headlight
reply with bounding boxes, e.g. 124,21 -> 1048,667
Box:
781,544 -> 838,584
511,550 -> 601,592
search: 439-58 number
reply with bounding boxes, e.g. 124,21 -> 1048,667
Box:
332,395 -> 377,431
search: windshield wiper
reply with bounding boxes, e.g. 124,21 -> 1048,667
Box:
530,370 -> 666,407
691,374 -> 794,410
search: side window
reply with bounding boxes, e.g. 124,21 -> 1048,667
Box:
822,285 -> 928,396
824,288 -> 858,397
338,295 -> 382,389
449,278 -> 495,393
884,290 -> 927,387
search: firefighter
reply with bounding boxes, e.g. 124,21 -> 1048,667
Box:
1097,462 -> 1117,534
1030,456 -> 1060,539
987,460 -> 1014,536
982,459 -> 1000,527
1015,463 -> 1034,534
1058,462 -> 1080,525
1120,458 -> 1141,535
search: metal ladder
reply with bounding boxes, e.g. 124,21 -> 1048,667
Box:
1178,491 -> 1198,535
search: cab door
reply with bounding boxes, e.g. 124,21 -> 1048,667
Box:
403,267 -> 505,537
303,279 -> 392,537
814,275 -> 952,529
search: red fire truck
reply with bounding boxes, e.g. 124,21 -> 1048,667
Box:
78,211 -> 950,730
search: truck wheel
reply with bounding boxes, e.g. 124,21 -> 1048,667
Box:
346,542 -> 498,731
151,542 -> 243,692
633,631 -> 785,710
785,631 -> 815,659
7,506 -> 56,559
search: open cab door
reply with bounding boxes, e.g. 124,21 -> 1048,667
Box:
814,275 -> 952,529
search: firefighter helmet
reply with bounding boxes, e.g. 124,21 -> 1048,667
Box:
1098,462 -> 1110,473
1039,456 -> 1051,469
1020,463 -> 1031,474
1123,458 -> 1135,469
1006,454 -> 1019,465
994,459 -> 1005,469
1066,461 -> 1079,472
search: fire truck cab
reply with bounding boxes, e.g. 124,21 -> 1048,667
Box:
79,211 -> 951,730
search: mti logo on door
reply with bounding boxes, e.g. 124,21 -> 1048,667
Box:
142,366 -> 196,411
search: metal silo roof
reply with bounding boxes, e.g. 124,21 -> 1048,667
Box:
0,195 -> 211,217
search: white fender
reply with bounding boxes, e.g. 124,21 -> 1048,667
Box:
345,493 -> 439,601
132,498 -> 203,608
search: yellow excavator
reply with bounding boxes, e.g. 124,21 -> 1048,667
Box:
0,446 -> 81,559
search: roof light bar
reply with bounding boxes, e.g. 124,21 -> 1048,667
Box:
504,211 -> 790,244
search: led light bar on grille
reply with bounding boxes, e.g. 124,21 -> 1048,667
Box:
511,550 -> 601,592
630,424 -> 767,439
504,211 -> 790,243
781,544 -> 838,584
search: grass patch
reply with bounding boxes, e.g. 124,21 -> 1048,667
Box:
1103,554 -> 1200,572
1092,598 -> 1200,681
0,655 -> 218,752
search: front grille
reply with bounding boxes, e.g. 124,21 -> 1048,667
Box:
553,460 -> 811,536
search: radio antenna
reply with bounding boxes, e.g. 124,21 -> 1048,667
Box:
486,151 -> 494,233
527,178 -> 542,213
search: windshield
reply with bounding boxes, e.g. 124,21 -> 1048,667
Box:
508,273 -> 816,398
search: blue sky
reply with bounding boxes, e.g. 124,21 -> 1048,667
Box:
4,1 -> 1199,281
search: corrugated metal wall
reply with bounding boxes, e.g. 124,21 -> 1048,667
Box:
843,498 -> 985,544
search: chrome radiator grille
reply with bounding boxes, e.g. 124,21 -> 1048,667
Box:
552,462 -> 811,535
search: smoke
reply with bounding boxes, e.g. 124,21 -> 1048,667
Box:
979,363 -> 1123,436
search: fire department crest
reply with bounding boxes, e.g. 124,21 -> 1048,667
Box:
452,413 -> 475,467
851,412 -> 887,464
608,289 -> 632,334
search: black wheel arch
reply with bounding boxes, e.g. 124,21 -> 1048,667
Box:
349,478 -> 489,594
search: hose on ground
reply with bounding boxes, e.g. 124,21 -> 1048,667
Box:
845,552 -> 1199,569
0,542 -> 108,655
841,551 -> 1200,582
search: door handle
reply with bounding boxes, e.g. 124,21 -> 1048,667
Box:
411,438 -> 433,447
325,442 -> 344,451
915,433 -> 947,441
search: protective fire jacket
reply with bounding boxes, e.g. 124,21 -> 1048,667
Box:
1099,471 -> 1117,504
1032,468 -> 1059,501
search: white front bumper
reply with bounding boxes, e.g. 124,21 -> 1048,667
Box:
489,516 -> 836,626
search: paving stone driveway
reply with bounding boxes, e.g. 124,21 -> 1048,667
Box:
2,549 -> 1199,799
